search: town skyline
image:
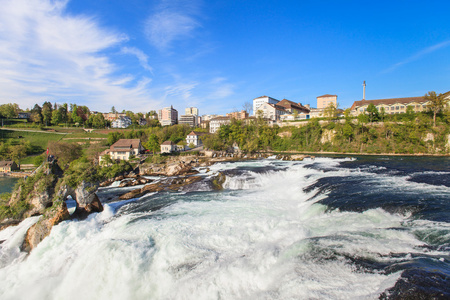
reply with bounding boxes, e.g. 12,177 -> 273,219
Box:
1,0 -> 449,115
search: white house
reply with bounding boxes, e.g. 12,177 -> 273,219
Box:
161,140 -> 176,153
209,116 -> 231,133
252,96 -> 279,116
99,139 -> 143,163
111,116 -> 132,128
186,131 -> 208,147
256,102 -> 287,121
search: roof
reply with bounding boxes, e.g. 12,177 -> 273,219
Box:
350,96 -> 426,111
161,140 -> 175,145
277,99 -> 310,112
317,94 -> 337,98
0,161 -> 15,167
210,116 -> 231,121
111,139 -> 141,150
265,103 -> 287,111
187,131 -> 208,136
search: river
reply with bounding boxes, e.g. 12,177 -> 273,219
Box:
0,156 -> 448,299
0,176 -> 19,195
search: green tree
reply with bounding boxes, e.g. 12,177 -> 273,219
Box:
367,103 -> 379,123
324,103 -> 337,120
144,134 -> 160,153
51,109 -> 62,125
47,141 -> 83,168
424,91 -> 446,127
42,101 -> 53,126
0,103 -> 19,119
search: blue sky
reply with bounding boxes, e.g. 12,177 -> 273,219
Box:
0,0 -> 449,115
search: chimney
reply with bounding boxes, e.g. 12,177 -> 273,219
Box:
363,81 -> 366,101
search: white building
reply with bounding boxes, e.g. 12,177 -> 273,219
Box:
179,115 -> 197,127
186,131 -> 208,147
160,140 -> 176,153
111,116 -> 132,128
99,139 -> 143,163
209,116 -> 231,133
185,107 -> 199,116
253,96 -> 279,116
257,102 -> 287,121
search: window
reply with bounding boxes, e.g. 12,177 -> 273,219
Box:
396,106 -> 399,110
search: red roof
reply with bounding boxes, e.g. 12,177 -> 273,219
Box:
317,94 -> 337,98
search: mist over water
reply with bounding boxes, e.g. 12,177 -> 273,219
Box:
0,157 -> 449,299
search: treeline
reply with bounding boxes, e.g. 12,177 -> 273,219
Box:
202,110 -> 450,155
0,102 -> 159,129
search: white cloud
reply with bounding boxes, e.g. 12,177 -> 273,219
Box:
121,47 -> 153,72
144,1 -> 201,51
382,40 -> 450,73
0,0 -> 162,112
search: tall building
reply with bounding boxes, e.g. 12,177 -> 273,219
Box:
158,106 -> 178,126
316,94 -> 337,109
253,96 -> 279,116
179,115 -> 197,127
185,107 -> 199,116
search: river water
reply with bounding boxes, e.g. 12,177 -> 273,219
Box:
0,156 -> 448,299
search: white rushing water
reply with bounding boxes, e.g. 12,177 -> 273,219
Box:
0,158 -> 441,299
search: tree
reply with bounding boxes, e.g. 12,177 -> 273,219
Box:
47,141 -> 83,168
324,103 -> 337,120
0,103 -> 19,119
366,103 -> 379,123
343,123 -> 354,142
51,109 -> 62,125
242,101 -> 253,115
379,107 -> 386,122
424,91 -> 446,127
144,134 -> 160,153
42,101 -> 53,126
111,106 -> 116,114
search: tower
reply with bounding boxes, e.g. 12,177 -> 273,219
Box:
363,81 -> 366,100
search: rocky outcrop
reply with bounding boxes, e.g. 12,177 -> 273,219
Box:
22,201 -> 70,252
320,129 -> 336,144
118,176 -> 204,200
275,154 -> 313,161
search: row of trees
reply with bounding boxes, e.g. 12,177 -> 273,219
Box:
0,102 -> 160,129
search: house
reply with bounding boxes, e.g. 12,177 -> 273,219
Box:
253,96 -> 280,116
277,99 -> 310,114
17,112 -> 30,119
161,140 -> 176,153
111,116 -> 132,128
186,131 -> 208,147
209,116 -> 231,133
99,139 -> 143,163
349,95 -> 450,116
0,161 -> 19,173
226,110 -> 249,120
256,102 -> 287,121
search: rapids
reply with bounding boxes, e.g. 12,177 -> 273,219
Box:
0,156 -> 448,299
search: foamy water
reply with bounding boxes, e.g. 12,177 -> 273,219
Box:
0,157 -> 448,299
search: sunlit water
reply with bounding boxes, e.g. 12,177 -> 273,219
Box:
0,156 -> 448,299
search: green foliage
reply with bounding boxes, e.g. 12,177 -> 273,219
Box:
48,141 -> 83,168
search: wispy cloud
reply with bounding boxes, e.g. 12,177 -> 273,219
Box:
382,40 -> 450,73
144,0 -> 201,51
0,0 -> 162,112
121,47 -> 153,73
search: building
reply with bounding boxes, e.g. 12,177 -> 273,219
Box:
160,140 -> 176,153
226,110 -> 249,120
257,102 -> 287,121
280,113 -> 310,121
111,116 -> 132,128
158,106 -> 178,126
186,131 -> 208,147
201,114 -> 220,121
179,115 -> 197,127
253,96 -> 280,116
185,107 -> 199,116
17,112 -> 30,119
103,112 -> 127,121
0,161 -> 19,173
277,99 -> 310,114
349,96 -> 450,116
99,139 -> 143,163
209,116 -> 231,133
138,118 -> 147,126
317,94 -> 338,109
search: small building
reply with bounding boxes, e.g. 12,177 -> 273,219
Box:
0,161 -> 19,173
111,116 -> 132,128
100,139 -> 143,162
186,131 -> 208,147
138,118 -> 147,126
226,110 -> 249,120
161,140 -> 176,153
17,112 -> 30,119
317,94 -> 338,109
277,99 -> 310,114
